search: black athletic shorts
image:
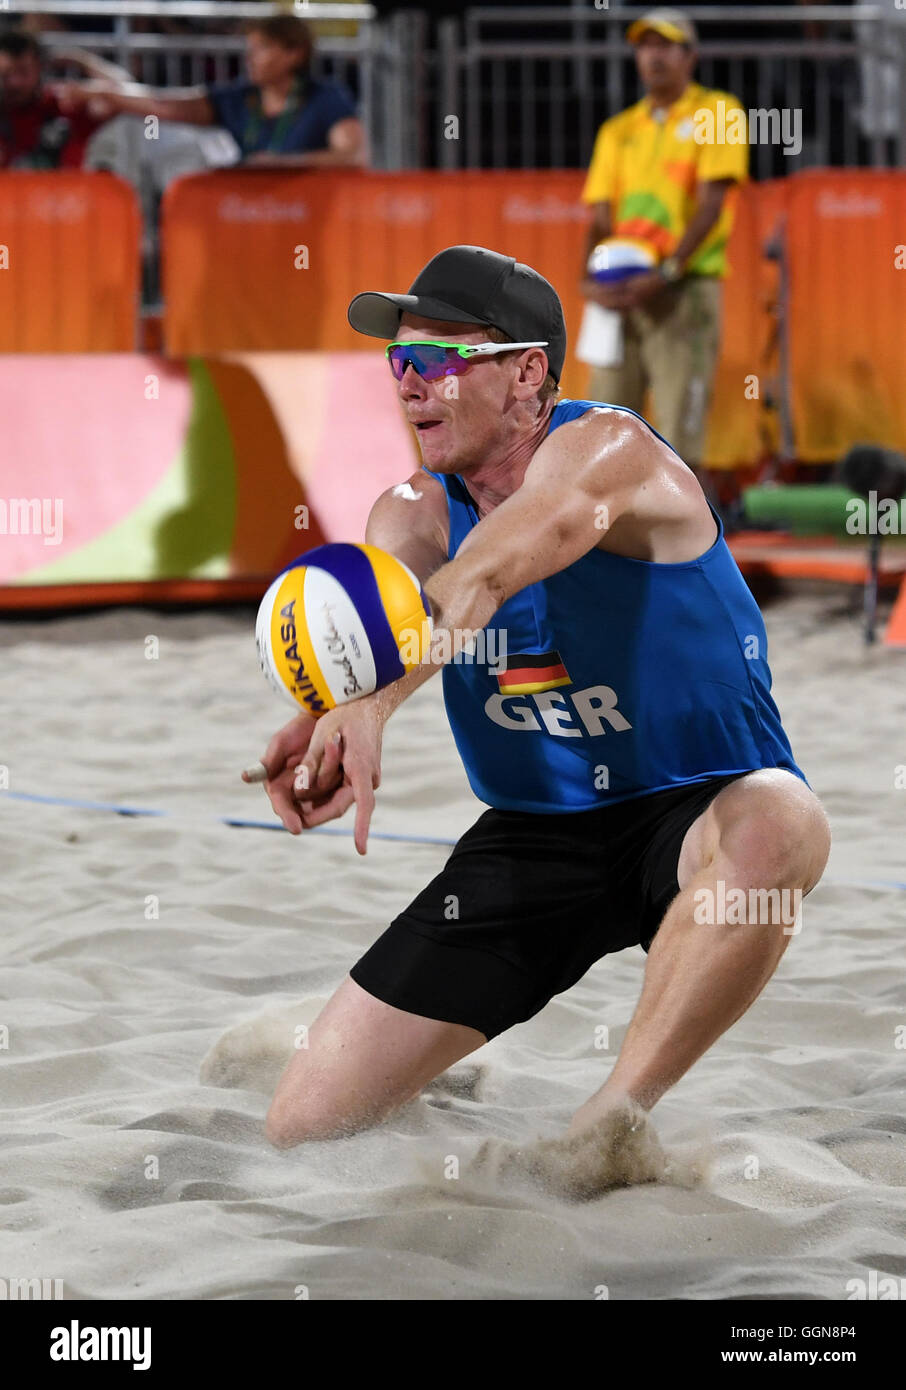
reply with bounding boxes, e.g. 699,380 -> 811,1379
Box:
349,771 -> 749,1041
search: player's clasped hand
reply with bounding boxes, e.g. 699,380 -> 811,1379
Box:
247,700 -> 385,855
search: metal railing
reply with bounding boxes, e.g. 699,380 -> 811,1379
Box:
7,2 -> 905,172
435,5 -> 906,174
3,0 -> 428,169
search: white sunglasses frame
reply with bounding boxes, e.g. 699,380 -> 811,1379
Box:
386,339 -> 549,362
450,340 -> 550,358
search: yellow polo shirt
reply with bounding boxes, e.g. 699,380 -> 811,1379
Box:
581,82 -> 749,278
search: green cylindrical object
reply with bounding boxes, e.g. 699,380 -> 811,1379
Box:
742,485 -> 856,535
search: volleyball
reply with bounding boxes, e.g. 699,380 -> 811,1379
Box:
255,542 -> 434,717
587,237 -> 658,283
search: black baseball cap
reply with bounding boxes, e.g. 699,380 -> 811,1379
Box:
347,244 -> 567,383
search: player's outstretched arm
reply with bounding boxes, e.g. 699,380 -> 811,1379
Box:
292,415 -> 652,847
274,417 -> 656,850
427,407 -> 651,622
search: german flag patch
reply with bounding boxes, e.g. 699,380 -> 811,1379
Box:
495,650 -> 571,696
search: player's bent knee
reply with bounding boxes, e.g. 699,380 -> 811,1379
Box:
264,1096 -> 311,1149
755,788 -> 830,893
264,1113 -> 330,1150
265,1065 -> 413,1148
712,775 -> 830,893
264,1105 -> 300,1150
264,1070 -> 351,1147
264,1095 -> 375,1149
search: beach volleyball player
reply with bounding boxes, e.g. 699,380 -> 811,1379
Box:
254,245 -> 830,1153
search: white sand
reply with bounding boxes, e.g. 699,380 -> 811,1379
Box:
1,589 -> 905,1300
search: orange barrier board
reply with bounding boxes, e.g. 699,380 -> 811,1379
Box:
786,170 -> 906,462
161,169 -> 777,470
0,172 -> 140,352
4,169 -> 906,474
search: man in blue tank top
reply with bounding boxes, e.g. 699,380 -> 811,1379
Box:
256,246 -> 830,1184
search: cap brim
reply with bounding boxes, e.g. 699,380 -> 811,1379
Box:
627,19 -> 691,44
347,291 -> 490,339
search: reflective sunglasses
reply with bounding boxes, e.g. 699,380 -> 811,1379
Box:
385,338 -> 549,382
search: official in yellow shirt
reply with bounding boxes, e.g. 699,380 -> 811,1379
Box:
580,8 -> 748,469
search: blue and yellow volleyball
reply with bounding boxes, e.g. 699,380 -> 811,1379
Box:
255,542 -> 434,717
588,237 -> 658,283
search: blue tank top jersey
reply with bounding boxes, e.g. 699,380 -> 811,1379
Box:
421,398 -> 807,813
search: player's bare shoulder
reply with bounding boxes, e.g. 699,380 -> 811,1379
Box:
540,405 -> 717,562
366,469 -> 450,582
369,468 -> 449,536
551,403 -> 681,483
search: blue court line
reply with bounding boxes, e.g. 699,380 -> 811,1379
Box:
1,790 -> 905,887
0,789 -> 457,846
825,876 -> 906,892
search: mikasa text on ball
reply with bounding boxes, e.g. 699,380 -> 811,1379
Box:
256,542 -> 434,717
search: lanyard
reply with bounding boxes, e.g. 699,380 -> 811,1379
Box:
241,72 -> 308,154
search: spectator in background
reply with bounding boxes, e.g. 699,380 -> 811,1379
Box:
579,9 -> 748,473
54,14 -> 366,169
0,30 -> 127,169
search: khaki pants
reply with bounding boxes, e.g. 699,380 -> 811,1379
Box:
587,276 -> 722,466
